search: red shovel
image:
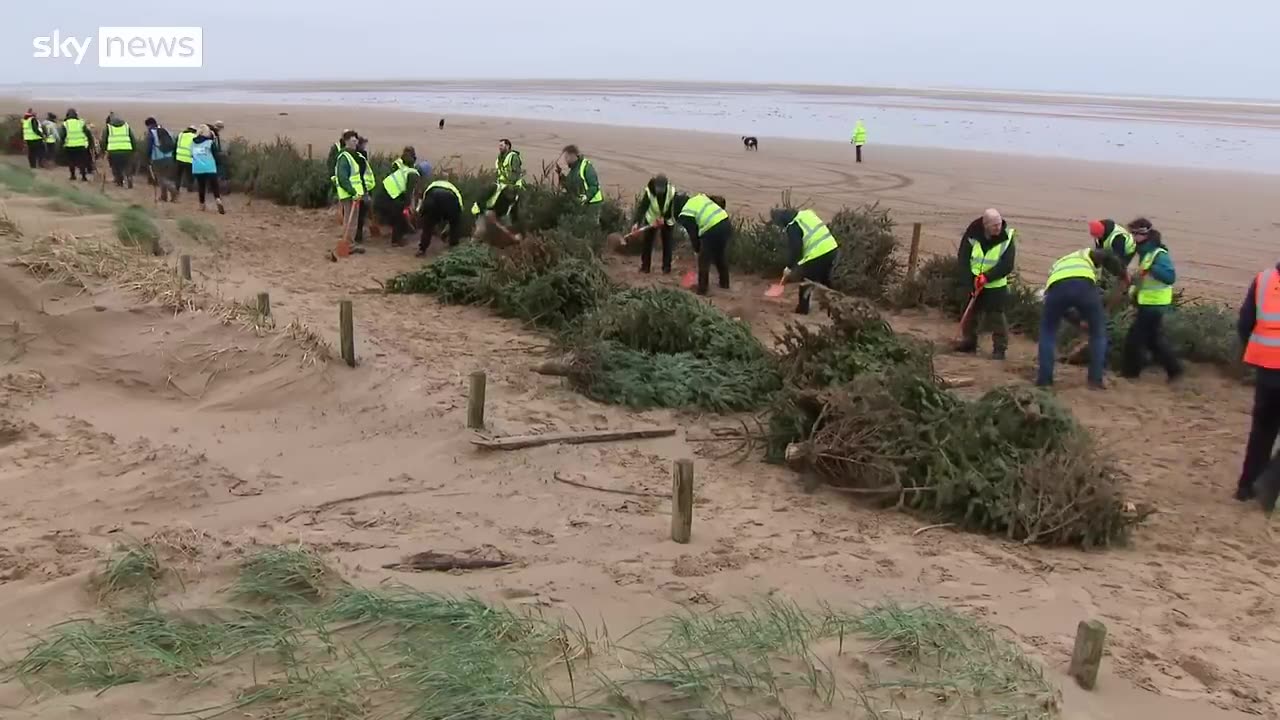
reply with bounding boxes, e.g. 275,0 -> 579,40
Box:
681,270 -> 698,289
764,271 -> 788,298
954,291 -> 979,343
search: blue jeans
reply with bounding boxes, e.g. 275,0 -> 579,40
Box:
1037,278 -> 1107,385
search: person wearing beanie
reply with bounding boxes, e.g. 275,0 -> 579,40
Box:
770,206 -> 839,315
631,174 -> 678,274
956,208 -> 1017,359
1121,224 -> 1183,382
60,108 -> 93,182
1088,218 -> 1138,278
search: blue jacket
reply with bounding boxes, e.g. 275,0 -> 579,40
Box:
1138,241 -> 1176,286
146,127 -> 174,162
190,135 -> 217,175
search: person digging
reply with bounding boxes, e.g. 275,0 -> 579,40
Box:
954,208 -> 1016,359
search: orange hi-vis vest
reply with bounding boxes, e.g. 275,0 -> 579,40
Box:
1244,268 -> 1280,369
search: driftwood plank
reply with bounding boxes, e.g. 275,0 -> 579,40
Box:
472,427 -> 677,451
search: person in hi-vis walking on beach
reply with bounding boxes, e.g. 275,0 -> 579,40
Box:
851,120 -> 867,163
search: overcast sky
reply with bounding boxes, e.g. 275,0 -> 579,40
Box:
3,0 -> 1276,99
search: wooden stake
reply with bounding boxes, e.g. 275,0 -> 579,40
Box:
179,255 -> 192,281
1069,619 -> 1107,690
339,300 -> 355,367
671,458 -> 694,543
467,371 -> 487,429
257,292 -> 271,318
307,143 -> 313,160
907,222 -> 922,280
472,426 -> 676,451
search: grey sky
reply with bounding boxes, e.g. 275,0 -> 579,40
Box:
3,0 -> 1275,99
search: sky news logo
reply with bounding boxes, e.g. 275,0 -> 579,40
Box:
32,28 -> 202,68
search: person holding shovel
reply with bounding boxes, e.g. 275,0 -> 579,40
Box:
672,192 -> 732,296
955,209 -> 1016,360
330,130 -> 369,260
374,147 -> 422,246
1121,226 -> 1183,382
770,208 -> 838,315
631,175 -> 678,274
415,179 -> 466,257
471,182 -> 521,243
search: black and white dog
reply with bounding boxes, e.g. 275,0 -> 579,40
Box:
741,135 -> 758,151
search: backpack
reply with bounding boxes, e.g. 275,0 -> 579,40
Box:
154,127 -> 175,153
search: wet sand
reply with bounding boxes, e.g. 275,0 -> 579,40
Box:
9,95 -> 1280,300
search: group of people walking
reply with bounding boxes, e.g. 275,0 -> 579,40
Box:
18,107 -> 227,212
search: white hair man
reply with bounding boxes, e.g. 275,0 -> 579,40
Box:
955,208 -> 1017,359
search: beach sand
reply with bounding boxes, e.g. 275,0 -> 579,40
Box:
0,94 -> 1278,720
16,96 -> 1280,300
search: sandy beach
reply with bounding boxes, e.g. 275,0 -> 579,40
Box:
1,89 -> 1279,720
10,95 -> 1280,300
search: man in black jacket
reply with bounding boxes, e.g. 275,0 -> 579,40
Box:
770,208 -> 839,315
955,208 -> 1017,359
631,175 -> 677,274
1236,261 -> 1280,510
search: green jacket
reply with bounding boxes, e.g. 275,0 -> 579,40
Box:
562,157 -> 600,203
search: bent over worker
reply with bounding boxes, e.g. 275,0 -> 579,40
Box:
1089,218 -> 1138,277
770,208 -> 838,315
956,209 -> 1016,359
374,148 -> 421,246
672,193 -> 732,295
1121,225 -> 1183,381
1036,247 -> 1124,389
471,183 -> 520,242
631,175 -> 678,274
1235,263 -> 1280,507
416,179 -> 465,256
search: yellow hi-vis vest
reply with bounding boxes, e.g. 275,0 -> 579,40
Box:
496,150 -> 523,187
853,122 -> 867,145
1103,225 -> 1136,260
968,228 -> 1016,289
22,118 -> 40,142
790,209 -> 838,265
679,194 -> 729,236
643,184 -> 676,224
357,152 -> 376,192
425,180 -> 464,210
471,184 -> 516,216
175,131 -> 196,163
577,158 -> 602,204
62,118 -> 89,148
334,151 -> 366,200
1045,249 -> 1098,290
381,161 -> 418,200
106,123 -> 132,152
1136,247 -> 1174,306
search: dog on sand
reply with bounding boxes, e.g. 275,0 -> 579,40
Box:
741,136 -> 758,151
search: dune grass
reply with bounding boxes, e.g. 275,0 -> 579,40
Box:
93,544 -> 162,600
9,548 -> 1059,720
112,204 -> 162,255
176,216 -> 217,243
0,161 -> 115,213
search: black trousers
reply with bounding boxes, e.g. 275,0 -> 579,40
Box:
640,224 -> 674,273
25,140 -> 41,169
1240,381 -> 1280,499
173,161 -> 192,194
795,250 -> 836,314
108,151 -> 133,186
694,222 -> 732,294
855,144 -> 863,163
418,189 -> 462,252
375,193 -> 412,245
195,174 -> 221,203
66,147 -> 91,179
1122,306 -> 1182,378
958,285 -> 1009,353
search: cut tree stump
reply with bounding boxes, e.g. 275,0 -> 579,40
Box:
1069,619 -> 1107,690
472,426 -> 676,451
383,551 -> 513,572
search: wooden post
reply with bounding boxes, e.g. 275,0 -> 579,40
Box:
1069,619 -> 1107,690
671,459 -> 694,543
467,371 -> 487,429
179,254 -> 192,281
257,292 -> 271,318
339,300 -> 355,367
907,223 -> 922,280
307,143 -> 313,160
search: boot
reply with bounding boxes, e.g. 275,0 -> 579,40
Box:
216,199 -> 225,215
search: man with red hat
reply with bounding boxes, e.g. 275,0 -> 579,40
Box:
1088,218 -> 1138,276
20,109 -> 46,169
